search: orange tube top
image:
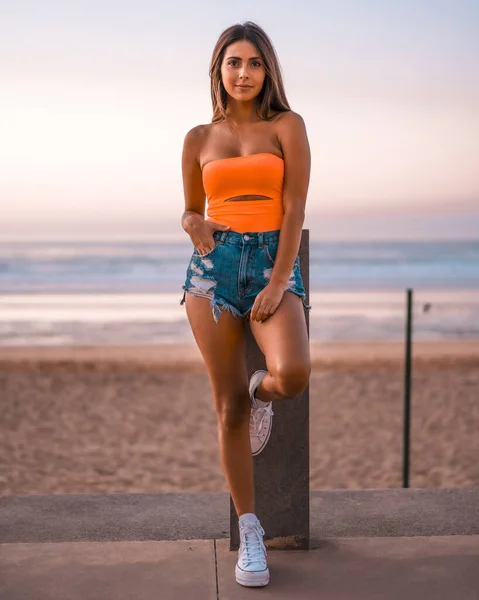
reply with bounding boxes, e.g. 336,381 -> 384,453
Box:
202,152 -> 284,233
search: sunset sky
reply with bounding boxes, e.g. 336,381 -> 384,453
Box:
1,0 -> 478,240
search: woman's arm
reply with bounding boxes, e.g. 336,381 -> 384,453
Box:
181,125 -> 207,234
269,111 -> 311,288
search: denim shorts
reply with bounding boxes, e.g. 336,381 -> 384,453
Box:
180,229 -> 311,324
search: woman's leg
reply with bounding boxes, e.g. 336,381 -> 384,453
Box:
249,291 -> 311,402
184,293 -> 254,517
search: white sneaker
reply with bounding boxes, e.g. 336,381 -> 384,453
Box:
235,513 -> 270,587
249,370 -> 274,456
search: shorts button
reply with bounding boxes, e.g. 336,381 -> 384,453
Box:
243,234 -> 250,240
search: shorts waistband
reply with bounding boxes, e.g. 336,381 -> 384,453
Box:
212,229 -> 280,246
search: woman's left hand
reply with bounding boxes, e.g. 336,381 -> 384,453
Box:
249,282 -> 285,322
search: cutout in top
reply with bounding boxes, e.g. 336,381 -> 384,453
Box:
224,194 -> 273,202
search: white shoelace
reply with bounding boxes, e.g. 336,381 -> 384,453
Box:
250,404 -> 274,437
239,523 -> 266,565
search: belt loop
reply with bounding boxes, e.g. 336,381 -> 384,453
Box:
220,231 -> 228,244
258,232 -> 264,247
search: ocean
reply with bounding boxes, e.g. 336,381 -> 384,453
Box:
1,239 -> 478,345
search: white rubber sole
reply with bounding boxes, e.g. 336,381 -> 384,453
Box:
251,417 -> 273,456
249,370 -> 273,457
235,564 -> 270,587
249,370 -> 267,402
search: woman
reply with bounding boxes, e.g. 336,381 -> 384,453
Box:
180,21 -> 311,588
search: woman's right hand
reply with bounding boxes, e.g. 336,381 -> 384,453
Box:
188,219 -> 230,256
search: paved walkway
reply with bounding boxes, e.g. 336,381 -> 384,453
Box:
1,535 -> 479,599
2,489 -> 479,598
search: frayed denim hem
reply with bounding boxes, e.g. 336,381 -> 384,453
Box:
212,296 -> 245,323
180,287 -> 246,324
284,288 -> 312,310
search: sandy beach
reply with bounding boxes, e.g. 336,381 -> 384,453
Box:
1,340 -> 478,495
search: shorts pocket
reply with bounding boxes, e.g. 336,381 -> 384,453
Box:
264,244 -> 300,267
264,243 -> 278,263
193,241 -> 219,259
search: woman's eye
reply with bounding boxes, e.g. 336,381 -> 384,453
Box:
227,60 -> 262,67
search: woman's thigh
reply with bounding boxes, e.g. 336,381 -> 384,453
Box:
184,293 -> 249,415
248,291 -> 310,380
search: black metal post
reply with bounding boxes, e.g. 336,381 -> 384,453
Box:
403,288 -> 413,488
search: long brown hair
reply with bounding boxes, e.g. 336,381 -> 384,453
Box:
209,21 -> 291,123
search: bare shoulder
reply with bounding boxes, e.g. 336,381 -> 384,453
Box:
183,123 -> 210,146
182,124 -> 212,163
275,110 -> 310,182
275,110 -> 307,135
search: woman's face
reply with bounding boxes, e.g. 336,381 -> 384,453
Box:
220,40 -> 266,102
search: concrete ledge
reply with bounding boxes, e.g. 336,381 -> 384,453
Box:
1,488 -> 478,545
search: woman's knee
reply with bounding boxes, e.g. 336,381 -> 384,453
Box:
215,390 -> 250,430
272,362 -> 311,399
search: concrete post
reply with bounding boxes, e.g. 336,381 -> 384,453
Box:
229,229 -> 310,551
